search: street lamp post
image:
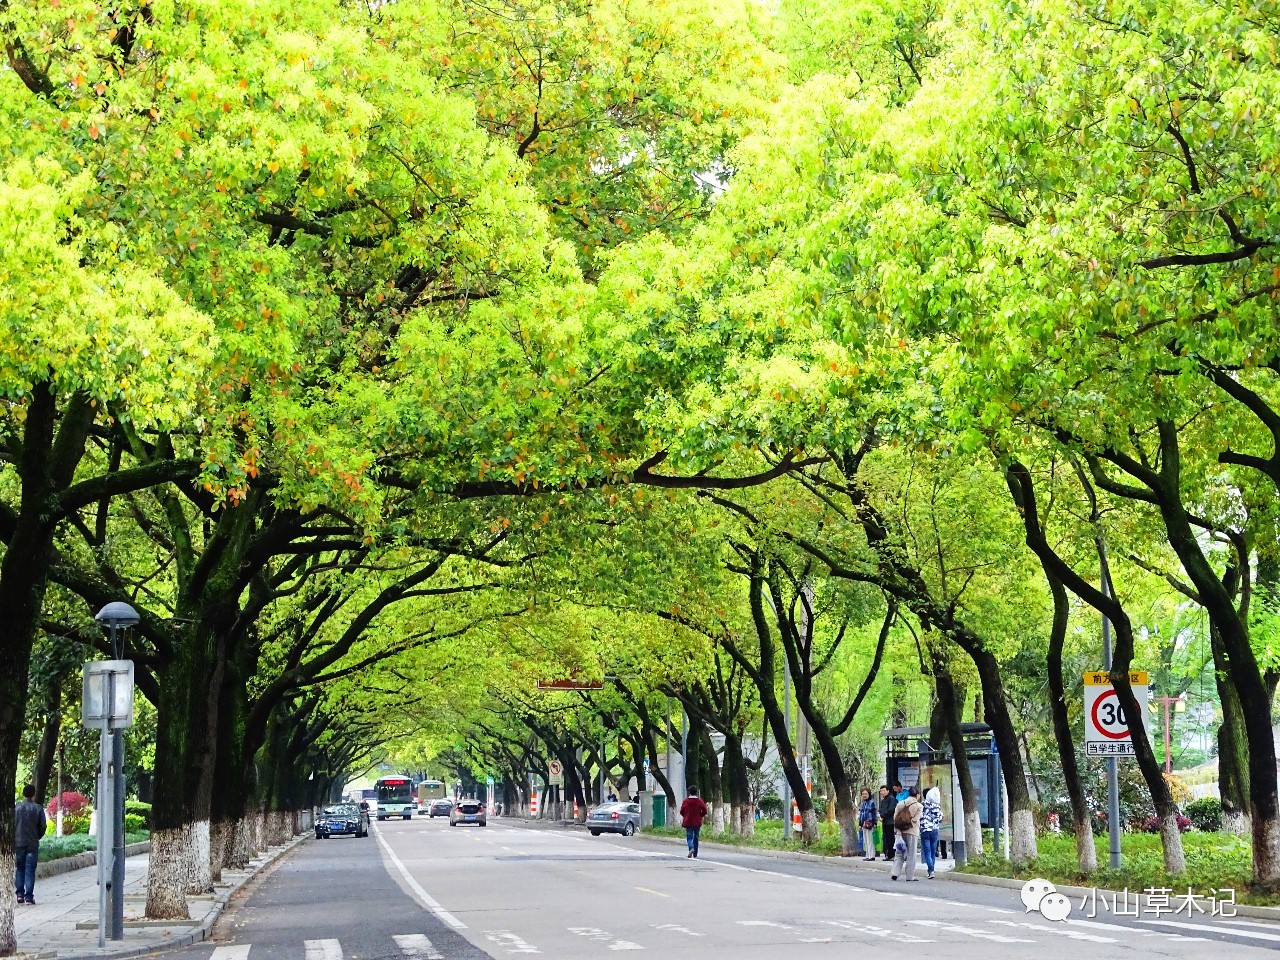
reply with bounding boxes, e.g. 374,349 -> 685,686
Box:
1151,695 -> 1187,774
95,601 -> 140,942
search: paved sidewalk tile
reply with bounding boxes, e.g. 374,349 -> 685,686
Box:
11,841 -> 301,958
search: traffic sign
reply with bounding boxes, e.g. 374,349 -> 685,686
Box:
548,759 -> 564,787
1084,671 -> 1149,757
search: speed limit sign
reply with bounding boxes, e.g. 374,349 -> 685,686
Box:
1084,671 -> 1149,757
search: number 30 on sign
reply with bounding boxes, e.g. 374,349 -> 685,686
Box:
1083,671 -> 1149,757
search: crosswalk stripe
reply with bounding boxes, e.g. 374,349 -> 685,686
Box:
1138,919 -> 1261,941
393,934 -> 443,960
304,940 -> 342,960
210,947 -> 252,960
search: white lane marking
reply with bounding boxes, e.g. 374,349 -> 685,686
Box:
1220,919 -> 1280,933
989,919 -> 1116,943
738,920 -> 793,930
568,927 -> 643,950
635,886 -> 669,897
822,919 -> 933,942
304,940 -> 342,960
652,923 -> 704,937
1133,919 -> 1233,942
393,934 -> 443,960
907,920 -> 1035,943
372,824 -> 466,929
210,947 -> 251,960
485,930 -> 541,954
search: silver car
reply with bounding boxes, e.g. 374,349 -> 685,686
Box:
449,798 -> 487,827
588,801 -> 640,836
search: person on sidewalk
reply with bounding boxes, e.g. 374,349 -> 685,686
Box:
920,785 -> 942,879
890,785 -> 923,882
858,788 -> 878,861
679,787 -> 709,859
877,784 -> 897,861
15,784 -> 47,905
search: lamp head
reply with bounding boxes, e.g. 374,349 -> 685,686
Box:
95,601 -> 140,628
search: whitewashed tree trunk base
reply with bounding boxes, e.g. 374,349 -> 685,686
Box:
1158,812 -> 1187,874
1009,808 -> 1037,865
0,848 -> 15,955
147,827 -> 191,919
186,819 -> 213,894
739,805 -> 755,837
230,817 -> 252,869
209,821 -> 228,884
1075,818 -> 1097,873
836,808 -> 860,856
800,808 -> 821,845
965,810 -> 984,857
1224,810 -> 1251,836
250,812 -> 266,855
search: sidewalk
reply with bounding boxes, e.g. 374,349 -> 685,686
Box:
14,835 -> 309,960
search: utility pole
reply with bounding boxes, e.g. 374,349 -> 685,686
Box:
1154,695 -> 1185,774
782,656 -> 792,840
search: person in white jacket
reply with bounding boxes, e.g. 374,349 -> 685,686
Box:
920,786 -> 943,879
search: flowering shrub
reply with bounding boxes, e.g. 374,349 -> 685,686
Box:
46,792 -> 90,817
1137,814 -> 1192,833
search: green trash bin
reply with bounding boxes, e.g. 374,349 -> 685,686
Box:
652,794 -> 666,828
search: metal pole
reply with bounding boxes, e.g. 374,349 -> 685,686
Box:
782,656 -> 792,840
1101,552 -> 1122,870
665,697 -> 673,796
56,740 -> 64,837
97,676 -> 112,949
680,709 -> 688,795
1163,699 -> 1173,775
109,624 -> 126,939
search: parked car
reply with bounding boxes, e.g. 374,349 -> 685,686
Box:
428,798 -> 454,818
449,799 -> 487,827
588,801 -> 640,837
316,803 -> 370,839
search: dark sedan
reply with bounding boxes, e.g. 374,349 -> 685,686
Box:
588,801 -> 640,836
316,803 -> 369,839
428,798 -> 454,818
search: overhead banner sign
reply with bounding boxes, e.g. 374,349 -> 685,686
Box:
537,678 -> 605,691
1084,670 -> 1149,757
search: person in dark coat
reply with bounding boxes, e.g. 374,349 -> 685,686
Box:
878,784 -> 898,861
15,784 -> 47,905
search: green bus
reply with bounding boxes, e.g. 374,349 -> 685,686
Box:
375,776 -> 414,820
417,779 -> 447,804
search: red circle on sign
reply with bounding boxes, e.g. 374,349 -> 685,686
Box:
1091,689 -> 1129,740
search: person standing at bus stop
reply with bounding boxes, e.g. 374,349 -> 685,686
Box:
15,784 -> 46,905
679,787 -> 708,859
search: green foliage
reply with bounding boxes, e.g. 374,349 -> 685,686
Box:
1185,798 -> 1224,833
39,832 -> 150,863
961,832 -> 1267,903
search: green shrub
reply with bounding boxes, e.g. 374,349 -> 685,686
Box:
39,831 -> 150,862
62,811 -> 92,834
124,813 -> 146,833
125,800 -> 152,827
1185,796 -> 1223,832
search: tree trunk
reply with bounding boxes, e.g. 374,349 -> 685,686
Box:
1213,623 -> 1252,835
934,656 -> 983,856
32,678 -> 62,807
0,385 -> 94,957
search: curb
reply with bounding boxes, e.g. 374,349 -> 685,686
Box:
52,832 -> 310,960
37,843 -> 152,881
943,869 -> 1280,921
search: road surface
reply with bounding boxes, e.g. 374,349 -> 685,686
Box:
159,815 -> 1280,960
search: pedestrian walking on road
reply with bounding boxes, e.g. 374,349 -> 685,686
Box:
14,784 -> 46,905
679,787 -> 709,859
920,786 -> 942,879
890,786 -> 923,882
877,785 -> 896,861
858,788 -> 878,861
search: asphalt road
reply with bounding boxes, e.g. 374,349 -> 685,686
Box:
158,815 -> 1280,960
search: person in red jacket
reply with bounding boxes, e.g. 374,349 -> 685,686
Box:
679,787 -> 709,859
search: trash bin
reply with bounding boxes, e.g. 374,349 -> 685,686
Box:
652,794 -> 666,828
